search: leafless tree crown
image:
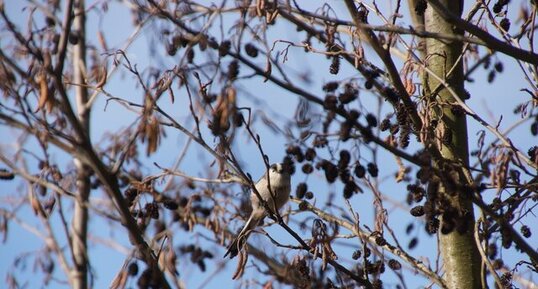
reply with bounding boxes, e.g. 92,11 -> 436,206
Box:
0,0 -> 537,289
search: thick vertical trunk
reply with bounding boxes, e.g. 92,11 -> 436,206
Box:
72,0 -> 90,288
424,1 -> 482,288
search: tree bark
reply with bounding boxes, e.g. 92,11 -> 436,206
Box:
424,1 -> 482,288
72,0 -> 90,288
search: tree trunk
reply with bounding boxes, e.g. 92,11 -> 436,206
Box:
72,0 -> 90,288
424,1 -> 482,288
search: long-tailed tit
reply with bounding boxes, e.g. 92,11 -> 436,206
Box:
224,163 -> 292,259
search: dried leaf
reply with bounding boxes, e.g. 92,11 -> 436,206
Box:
394,156 -> 406,182
152,73 -> 173,99
145,116 -> 161,156
256,0 -> 264,17
211,87 -> 237,135
263,56 -> 272,82
295,99 -> 311,127
97,30 -> 108,51
232,250 -> 248,280
226,86 -> 236,104
405,78 -> 416,95
29,191 -> 45,217
36,72 -> 53,113
267,9 -> 279,23
260,113 -> 280,133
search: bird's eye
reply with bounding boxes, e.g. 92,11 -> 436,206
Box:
270,164 -> 277,171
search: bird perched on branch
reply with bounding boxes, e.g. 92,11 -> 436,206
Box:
224,163 -> 292,259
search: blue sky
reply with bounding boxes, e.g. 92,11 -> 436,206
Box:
1,1 -> 537,288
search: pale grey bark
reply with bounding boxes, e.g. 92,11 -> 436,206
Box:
425,1 -> 482,288
72,0 -> 90,288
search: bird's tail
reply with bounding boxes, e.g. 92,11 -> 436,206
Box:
223,214 -> 259,259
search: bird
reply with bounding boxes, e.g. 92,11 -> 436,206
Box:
223,163 -> 292,259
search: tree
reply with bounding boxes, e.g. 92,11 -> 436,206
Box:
1,0 -> 537,288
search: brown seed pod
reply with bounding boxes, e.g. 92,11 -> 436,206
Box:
244,43 -> 258,58
322,160 -> 338,183
364,79 -> 373,89
380,119 -> 391,131
408,237 -> 418,249
218,40 -> 231,56
322,81 -> 339,92
339,121 -> 352,141
521,225 -> 531,238
493,259 -> 504,270
367,163 -> 378,177
365,113 -> 377,127
426,218 -> 439,234
338,150 -> 351,168
500,18 -> 510,31
0,168 -> 14,180
207,37 -> 219,49
372,279 -> 383,289
352,250 -> 361,260
406,223 -> 414,234
233,112 -> 244,127
354,163 -> 366,178
298,200 -> 309,211
399,127 -> 410,148
163,200 -> 179,210
145,202 -> 160,219
410,205 -> 425,217
348,109 -> 360,120
323,94 -> 338,110
302,163 -> 314,174
187,49 -> 195,63
375,235 -> 387,246
339,169 -> 351,183
388,259 -> 402,270
296,183 -> 307,199
329,56 -> 340,75
305,148 -> 317,161
494,62 -> 504,72
128,262 -> 139,276
227,60 -> 239,80
343,181 -> 358,199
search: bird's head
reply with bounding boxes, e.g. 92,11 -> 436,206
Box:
268,162 -> 293,181
269,163 -> 289,174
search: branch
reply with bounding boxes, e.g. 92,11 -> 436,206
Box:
293,199 -> 449,289
343,0 -> 423,132
474,219 -> 504,289
472,193 -> 538,264
152,162 -> 245,185
427,0 -> 538,65
54,0 -> 75,75
0,153 -> 74,197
